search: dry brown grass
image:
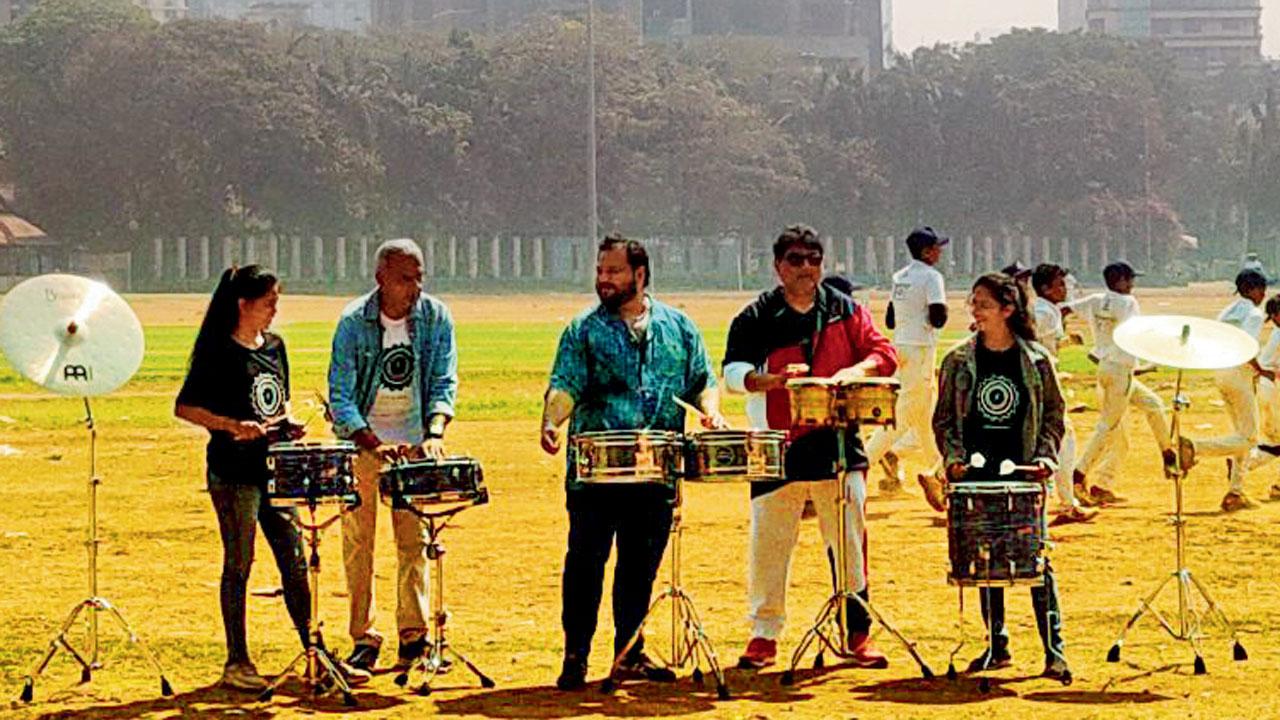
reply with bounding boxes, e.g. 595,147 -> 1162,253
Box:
1,286 -> 1277,720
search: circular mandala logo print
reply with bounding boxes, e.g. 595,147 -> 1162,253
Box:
251,373 -> 285,419
976,375 -> 1019,423
379,345 -> 414,391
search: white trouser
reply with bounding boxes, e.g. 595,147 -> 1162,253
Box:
1076,360 -> 1171,490
1194,367 -> 1257,494
342,449 -> 430,645
1247,377 -> 1280,476
865,344 -> 940,474
1054,420 -> 1079,509
747,472 -> 867,641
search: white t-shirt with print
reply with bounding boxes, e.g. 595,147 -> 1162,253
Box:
367,313 -> 422,445
890,259 -> 946,347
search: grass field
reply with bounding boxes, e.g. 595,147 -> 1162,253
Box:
1,286 -> 1278,720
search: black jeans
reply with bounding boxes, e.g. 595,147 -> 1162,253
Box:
208,472 -> 311,665
562,486 -> 673,663
978,560 -> 1065,662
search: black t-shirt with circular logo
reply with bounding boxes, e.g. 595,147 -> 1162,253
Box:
963,342 -> 1028,478
177,332 -> 290,486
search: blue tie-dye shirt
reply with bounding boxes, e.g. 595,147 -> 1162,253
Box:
548,296 -> 716,490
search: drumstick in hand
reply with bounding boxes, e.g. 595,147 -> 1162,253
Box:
672,395 -> 731,429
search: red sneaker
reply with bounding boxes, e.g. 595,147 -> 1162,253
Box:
737,637 -> 777,669
847,633 -> 889,669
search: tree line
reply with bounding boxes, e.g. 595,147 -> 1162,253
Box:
1,0 -> 1277,268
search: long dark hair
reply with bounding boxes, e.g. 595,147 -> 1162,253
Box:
189,265 -> 279,367
973,272 -> 1037,342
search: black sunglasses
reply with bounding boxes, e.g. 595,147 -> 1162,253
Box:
783,251 -> 823,268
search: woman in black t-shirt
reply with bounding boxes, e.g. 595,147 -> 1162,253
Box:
933,272 -> 1071,682
175,266 -> 314,693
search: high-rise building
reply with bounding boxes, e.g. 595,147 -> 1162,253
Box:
1085,0 -> 1262,70
191,0 -> 370,31
1059,0 -> 1088,31
642,0 -> 892,70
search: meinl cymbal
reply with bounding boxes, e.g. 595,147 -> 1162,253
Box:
1113,315 -> 1258,371
0,274 -> 144,396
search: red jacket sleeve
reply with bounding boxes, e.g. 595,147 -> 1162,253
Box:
847,303 -> 898,377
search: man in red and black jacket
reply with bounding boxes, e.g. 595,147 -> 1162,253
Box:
723,225 -> 898,670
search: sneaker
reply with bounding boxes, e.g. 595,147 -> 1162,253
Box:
556,656 -> 587,691
345,642 -> 380,671
918,472 -> 947,513
1220,491 -> 1256,513
847,633 -> 889,669
393,637 -> 428,672
1269,484 -> 1280,501
1258,443 -> 1280,457
1162,447 -> 1178,478
1179,436 -> 1198,473
1042,656 -> 1072,682
737,637 -> 778,669
1088,486 -> 1124,506
220,661 -> 269,692
1071,470 -> 1097,508
1049,505 -> 1099,527
965,649 -> 1012,673
878,452 -> 904,492
615,652 -> 676,682
334,659 -> 372,687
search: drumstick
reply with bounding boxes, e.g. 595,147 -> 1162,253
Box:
672,395 -> 706,419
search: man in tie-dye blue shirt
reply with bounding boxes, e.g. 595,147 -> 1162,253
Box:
540,236 -> 724,692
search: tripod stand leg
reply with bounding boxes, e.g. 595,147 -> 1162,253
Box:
780,595 -> 839,686
673,593 -> 729,699
1184,570 -> 1248,661
258,648 -> 308,702
313,647 -> 358,706
848,592 -> 933,678
1107,571 -> 1176,663
602,592 -> 668,694
18,600 -> 93,702
99,600 -> 174,696
444,646 -> 496,689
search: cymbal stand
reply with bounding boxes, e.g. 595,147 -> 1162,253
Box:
19,398 -> 172,703
394,505 -> 495,695
1107,369 -> 1247,673
603,478 -> 730,699
781,425 -> 934,685
259,502 -> 357,707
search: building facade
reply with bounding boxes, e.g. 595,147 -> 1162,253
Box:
1059,0 -> 1088,32
191,0 -> 369,31
1085,0 -> 1262,70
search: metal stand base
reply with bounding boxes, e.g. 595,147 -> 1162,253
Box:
18,399 -> 171,703
395,509 -> 495,695
1107,370 -> 1248,673
602,481 -> 729,699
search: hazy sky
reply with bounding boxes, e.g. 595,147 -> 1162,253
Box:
892,0 -> 1280,58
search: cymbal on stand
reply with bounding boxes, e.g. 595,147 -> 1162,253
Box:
0,274 -> 144,396
1113,315 -> 1258,371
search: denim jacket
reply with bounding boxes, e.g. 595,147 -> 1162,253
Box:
932,334 -> 1065,472
328,289 -> 458,440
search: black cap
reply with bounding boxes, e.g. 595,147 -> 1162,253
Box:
1103,261 -> 1143,284
1001,261 -> 1032,279
905,226 -> 950,254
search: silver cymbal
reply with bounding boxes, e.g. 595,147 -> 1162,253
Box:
0,274 -> 144,396
1113,315 -> 1258,371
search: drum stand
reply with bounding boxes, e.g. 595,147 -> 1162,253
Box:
1106,370 -> 1247,673
394,506 -> 495,695
603,479 -> 730,699
260,503 -> 358,707
19,399 -> 172,703
781,426 -> 934,685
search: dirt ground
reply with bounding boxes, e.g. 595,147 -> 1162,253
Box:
1,286 -> 1278,720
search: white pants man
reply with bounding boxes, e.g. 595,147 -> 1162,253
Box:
1195,367 -> 1258,496
865,345 -> 940,478
343,449 -> 431,655
1076,360 -> 1172,494
748,472 -> 869,643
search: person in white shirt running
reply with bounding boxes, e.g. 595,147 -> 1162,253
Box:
1066,261 -> 1177,506
865,227 -> 949,506
1186,270 -> 1272,512
1029,263 -> 1098,525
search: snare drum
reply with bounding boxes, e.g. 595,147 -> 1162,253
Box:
787,378 -> 838,427
834,376 -> 899,426
266,441 -> 359,508
685,430 -> 786,483
571,430 -> 683,485
946,482 -> 1046,587
379,456 -> 488,510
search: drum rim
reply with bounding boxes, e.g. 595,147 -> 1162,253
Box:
946,481 -> 1044,493
688,429 -> 787,441
268,441 -> 358,452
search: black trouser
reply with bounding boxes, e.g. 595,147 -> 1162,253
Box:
208,471 -> 311,665
978,560 -> 1065,662
562,485 -> 674,663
